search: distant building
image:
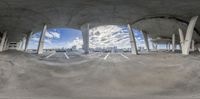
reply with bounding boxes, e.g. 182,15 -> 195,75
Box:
71,45 -> 77,51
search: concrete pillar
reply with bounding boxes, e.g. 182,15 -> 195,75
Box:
127,24 -> 138,55
37,24 -> 47,54
191,40 -> 195,51
142,31 -> 150,52
168,42 -> 171,51
0,32 -> 7,52
152,43 -> 155,50
3,38 -> 8,51
178,28 -> 184,50
24,32 -> 33,51
17,41 -> 22,50
179,44 -> 181,50
81,24 -> 89,54
155,43 -> 158,50
166,43 -> 168,50
152,43 -> 157,51
172,34 -> 176,52
22,37 -> 26,50
179,16 -> 198,55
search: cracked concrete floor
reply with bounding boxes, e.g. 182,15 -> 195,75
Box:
0,50 -> 200,99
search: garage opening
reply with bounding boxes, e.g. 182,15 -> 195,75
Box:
27,28 -> 83,53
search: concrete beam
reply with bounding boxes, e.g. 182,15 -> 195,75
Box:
24,32 -> 33,51
142,31 -> 150,52
128,24 -> 138,55
179,16 -> 198,55
0,32 -> 7,52
37,24 -> 47,54
81,24 -> 90,54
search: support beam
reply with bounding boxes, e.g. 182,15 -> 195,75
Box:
155,43 -> 158,51
142,31 -> 150,52
127,24 -> 138,55
3,38 -> 8,51
37,24 -> 47,54
179,16 -> 198,55
152,43 -> 157,51
178,28 -> 184,50
172,34 -> 176,52
166,43 -> 168,50
168,42 -> 171,51
179,44 -> 181,50
24,32 -> 33,51
22,37 -> 26,50
191,40 -> 195,51
81,24 -> 89,54
0,32 -> 7,52
17,41 -> 22,50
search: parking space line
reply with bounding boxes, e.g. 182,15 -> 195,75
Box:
104,53 -> 110,60
45,52 -> 56,58
120,53 -> 129,60
64,53 -> 70,59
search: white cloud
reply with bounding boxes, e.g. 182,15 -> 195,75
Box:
45,31 -> 53,38
89,25 -> 131,48
43,37 -> 83,49
32,37 -> 39,41
45,39 -> 52,44
51,31 -> 60,38
45,31 -> 60,39
66,37 -> 83,49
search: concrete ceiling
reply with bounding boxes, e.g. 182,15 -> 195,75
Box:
132,18 -> 200,40
0,0 -> 200,42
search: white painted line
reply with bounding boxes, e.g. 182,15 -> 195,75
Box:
45,52 -> 56,59
104,53 -> 110,60
64,53 -> 70,59
120,53 -> 129,60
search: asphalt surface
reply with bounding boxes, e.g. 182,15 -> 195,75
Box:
0,50 -> 200,99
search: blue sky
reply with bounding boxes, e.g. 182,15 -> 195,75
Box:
27,25 -> 145,49
28,28 -> 83,49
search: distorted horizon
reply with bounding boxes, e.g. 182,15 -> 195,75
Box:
27,25 -> 146,50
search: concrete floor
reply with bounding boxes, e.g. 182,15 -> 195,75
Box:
0,50 -> 200,99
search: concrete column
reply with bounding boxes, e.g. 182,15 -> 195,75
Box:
81,24 -> 89,54
142,31 -> 150,52
22,37 -> 26,50
172,34 -> 176,52
3,38 -> 8,51
179,16 -> 198,55
155,43 -> 158,50
152,43 -> 157,51
191,40 -> 195,51
178,44 -> 181,50
178,28 -> 184,50
152,43 -> 155,50
37,24 -> 47,54
24,32 -> 33,51
168,42 -> 171,51
127,24 -> 138,55
17,41 -> 22,50
166,43 -> 168,50
0,32 -> 7,52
